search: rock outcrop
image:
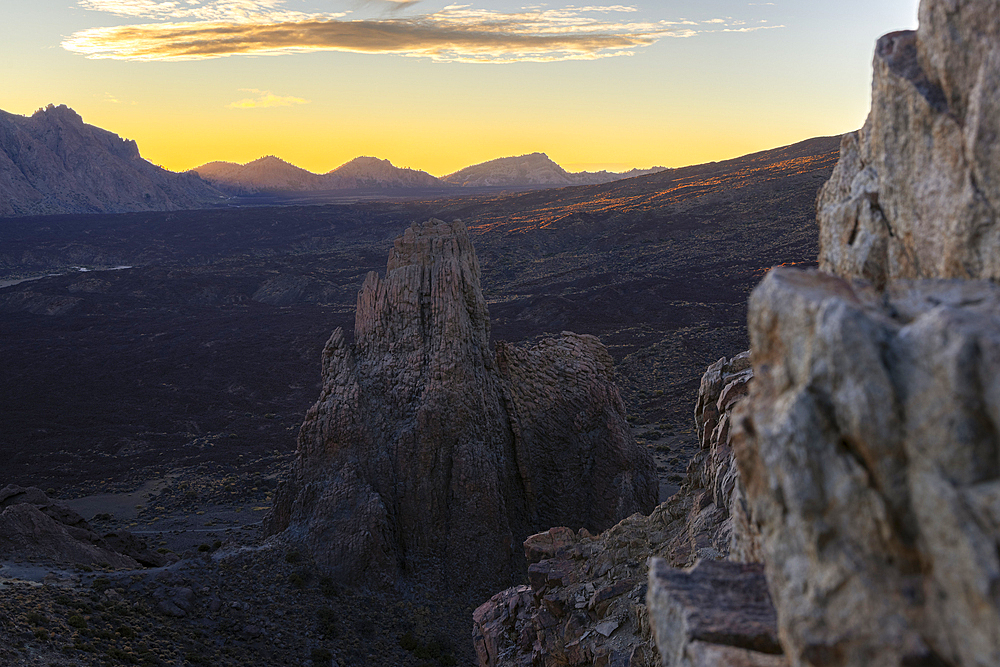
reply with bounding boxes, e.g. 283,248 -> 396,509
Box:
817,2 -> 1000,285
0,485 -> 164,569
474,351 -> 758,667
264,218 -> 656,598
0,104 -> 223,217
728,2 -> 1000,666
736,269 -> 1000,667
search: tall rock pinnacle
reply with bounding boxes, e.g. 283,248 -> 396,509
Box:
265,219 -> 656,597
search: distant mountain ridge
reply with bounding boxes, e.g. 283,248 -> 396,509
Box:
192,156 -> 322,193
0,105 -> 223,217
191,151 -> 667,194
441,152 -> 666,187
0,103 -> 672,216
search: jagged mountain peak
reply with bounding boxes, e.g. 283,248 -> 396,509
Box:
0,104 -> 221,217
31,103 -> 84,125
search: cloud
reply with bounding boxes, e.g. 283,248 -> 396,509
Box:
360,0 -> 421,9
227,88 -> 310,108
77,0 -> 331,22
64,3 -> 780,63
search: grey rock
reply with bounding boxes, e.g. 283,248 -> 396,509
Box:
737,267 -> 1000,667
817,2 -> 1000,285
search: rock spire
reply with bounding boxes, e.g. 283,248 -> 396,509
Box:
265,218 -> 656,598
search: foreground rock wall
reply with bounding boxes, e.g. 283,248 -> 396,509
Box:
728,2 -> 1000,665
817,2 -> 1000,285
265,219 -> 656,598
736,269 -> 1000,667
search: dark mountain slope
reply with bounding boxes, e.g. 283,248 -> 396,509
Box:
0,105 -> 223,217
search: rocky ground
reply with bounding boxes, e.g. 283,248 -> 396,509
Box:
0,136 -> 838,664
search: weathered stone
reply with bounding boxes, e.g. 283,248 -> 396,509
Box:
264,219 -> 655,598
497,334 -> 658,533
475,350 -> 760,667
818,2 -> 1000,285
688,352 -> 761,563
737,267 -> 1000,667
646,558 -> 783,667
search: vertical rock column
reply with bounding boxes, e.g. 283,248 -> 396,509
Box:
266,219 -> 528,596
265,218 -> 657,600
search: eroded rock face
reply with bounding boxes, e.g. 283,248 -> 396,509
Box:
736,268 -> 1000,667
265,218 -> 656,598
498,335 -> 658,532
474,351 -> 759,667
817,2 -> 1000,285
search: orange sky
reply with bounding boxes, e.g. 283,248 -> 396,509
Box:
3,1 -> 920,176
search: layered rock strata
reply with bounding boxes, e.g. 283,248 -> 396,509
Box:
264,218 -> 656,597
474,351 -> 759,667
817,2 -> 1000,285
647,559 -> 785,667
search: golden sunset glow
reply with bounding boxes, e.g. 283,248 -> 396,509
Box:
3,0 -> 920,176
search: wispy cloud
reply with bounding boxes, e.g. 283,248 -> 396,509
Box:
77,0 -> 333,22
64,2 -> 781,63
360,0 -> 421,9
227,88 -> 309,108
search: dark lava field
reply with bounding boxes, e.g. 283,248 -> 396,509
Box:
0,135 -> 840,500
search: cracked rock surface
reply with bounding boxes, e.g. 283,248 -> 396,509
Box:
817,1 -> 1000,286
263,218 -> 656,599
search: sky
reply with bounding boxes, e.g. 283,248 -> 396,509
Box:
2,0 -> 920,176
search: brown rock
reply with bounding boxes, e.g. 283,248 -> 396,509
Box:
646,558 -> 783,667
264,218 -> 655,598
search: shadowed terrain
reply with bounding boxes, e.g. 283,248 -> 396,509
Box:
0,136 -> 839,499
0,135 -> 838,666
